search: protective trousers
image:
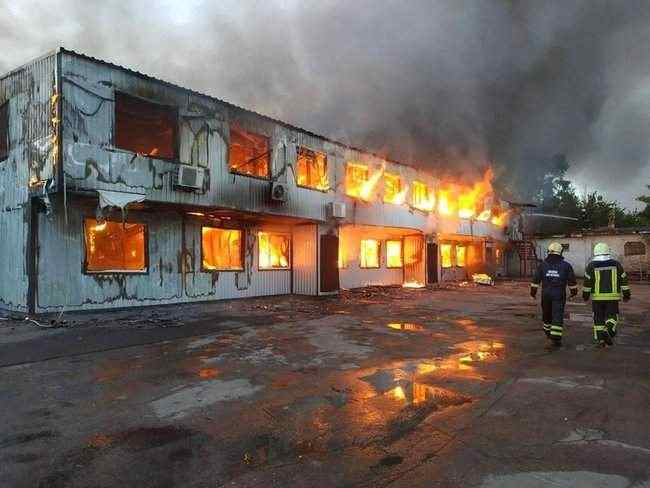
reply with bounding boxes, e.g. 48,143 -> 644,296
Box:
592,300 -> 619,343
542,295 -> 565,342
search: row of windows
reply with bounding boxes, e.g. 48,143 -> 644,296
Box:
338,239 -> 404,269
84,218 -> 290,273
114,94 -> 437,204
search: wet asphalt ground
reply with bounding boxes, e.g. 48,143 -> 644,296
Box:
1,281 -> 649,487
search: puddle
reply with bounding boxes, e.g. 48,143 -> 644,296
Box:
456,341 -> 505,365
387,322 -> 425,331
385,383 -> 467,406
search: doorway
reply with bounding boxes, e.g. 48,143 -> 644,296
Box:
427,242 -> 438,284
320,234 -> 339,293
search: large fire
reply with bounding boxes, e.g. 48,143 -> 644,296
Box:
344,161 -> 508,227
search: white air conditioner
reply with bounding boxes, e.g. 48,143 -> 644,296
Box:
328,202 -> 346,219
271,181 -> 289,202
174,166 -> 205,190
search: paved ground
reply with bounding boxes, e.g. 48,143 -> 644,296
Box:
1,281 -> 649,487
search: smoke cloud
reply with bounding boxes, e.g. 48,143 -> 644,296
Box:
2,0 -> 649,207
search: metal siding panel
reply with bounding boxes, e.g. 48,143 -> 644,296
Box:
292,224 -> 318,295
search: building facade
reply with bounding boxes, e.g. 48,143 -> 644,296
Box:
0,49 -> 507,313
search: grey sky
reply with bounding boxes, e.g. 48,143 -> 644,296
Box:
2,0 -> 649,208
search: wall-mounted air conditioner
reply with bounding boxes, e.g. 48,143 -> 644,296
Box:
174,166 -> 205,191
328,202 -> 346,219
270,181 -> 289,202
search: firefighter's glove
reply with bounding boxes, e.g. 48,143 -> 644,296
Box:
570,288 -> 578,298
582,291 -> 590,302
623,291 -> 631,302
530,288 -> 537,299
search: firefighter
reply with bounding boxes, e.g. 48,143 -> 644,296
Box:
530,242 -> 578,347
582,243 -> 631,347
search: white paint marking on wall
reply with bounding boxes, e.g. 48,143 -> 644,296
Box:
481,471 -> 631,488
150,379 -> 262,419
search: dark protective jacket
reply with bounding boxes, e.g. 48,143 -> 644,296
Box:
583,258 -> 630,301
531,254 -> 578,300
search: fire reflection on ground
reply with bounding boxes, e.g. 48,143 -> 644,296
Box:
387,322 -> 425,331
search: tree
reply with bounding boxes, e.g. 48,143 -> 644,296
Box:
637,185 -> 650,225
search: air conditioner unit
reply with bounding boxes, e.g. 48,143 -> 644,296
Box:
270,181 -> 289,202
328,202 -> 346,219
174,166 -> 205,190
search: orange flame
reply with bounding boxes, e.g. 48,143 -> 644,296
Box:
359,166 -> 385,201
438,168 -> 498,221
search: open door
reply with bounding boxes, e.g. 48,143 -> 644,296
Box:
403,234 -> 425,285
427,242 -> 438,284
320,234 -> 339,293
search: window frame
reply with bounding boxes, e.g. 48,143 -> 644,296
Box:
359,239 -> 381,269
345,162 -> 369,198
385,239 -> 404,268
624,241 -> 646,256
0,101 -> 9,162
113,92 -> 180,162
412,181 -> 431,211
456,244 -> 467,268
258,232 -> 292,271
228,123 -> 271,180
82,217 -> 149,275
295,146 -> 329,192
200,226 -> 246,272
440,243 -> 453,269
383,173 -> 402,204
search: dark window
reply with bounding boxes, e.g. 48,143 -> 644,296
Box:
624,241 -> 646,256
562,243 -> 570,252
114,93 -> 178,160
229,124 -> 270,178
84,218 -> 147,273
0,102 -> 8,162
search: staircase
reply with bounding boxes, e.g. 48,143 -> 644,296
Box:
511,239 -> 539,277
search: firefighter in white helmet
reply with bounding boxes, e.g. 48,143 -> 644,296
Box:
530,242 -> 578,348
583,242 -> 631,347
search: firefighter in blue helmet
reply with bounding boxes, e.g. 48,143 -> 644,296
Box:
530,242 -> 578,347
583,243 -> 631,347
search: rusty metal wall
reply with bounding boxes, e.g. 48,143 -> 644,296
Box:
0,53 -> 58,311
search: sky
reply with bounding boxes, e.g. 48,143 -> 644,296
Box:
2,0 -> 649,209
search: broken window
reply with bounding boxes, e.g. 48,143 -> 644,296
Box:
296,147 -> 328,190
360,239 -> 380,268
456,245 -> 467,267
229,124 -> 270,178
84,218 -> 146,273
440,244 -> 452,268
384,173 -> 403,204
346,163 -> 369,198
114,93 -> 178,160
386,240 -> 403,268
624,241 -> 646,256
412,181 -> 434,211
258,232 -> 290,269
202,227 -> 244,271
0,102 -> 8,162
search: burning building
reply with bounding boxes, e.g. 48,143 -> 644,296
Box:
0,49 -> 508,313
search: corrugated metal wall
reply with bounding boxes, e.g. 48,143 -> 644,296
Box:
0,53 -> 57,311
292,224 -> 318,295
36,200 -> 291,312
